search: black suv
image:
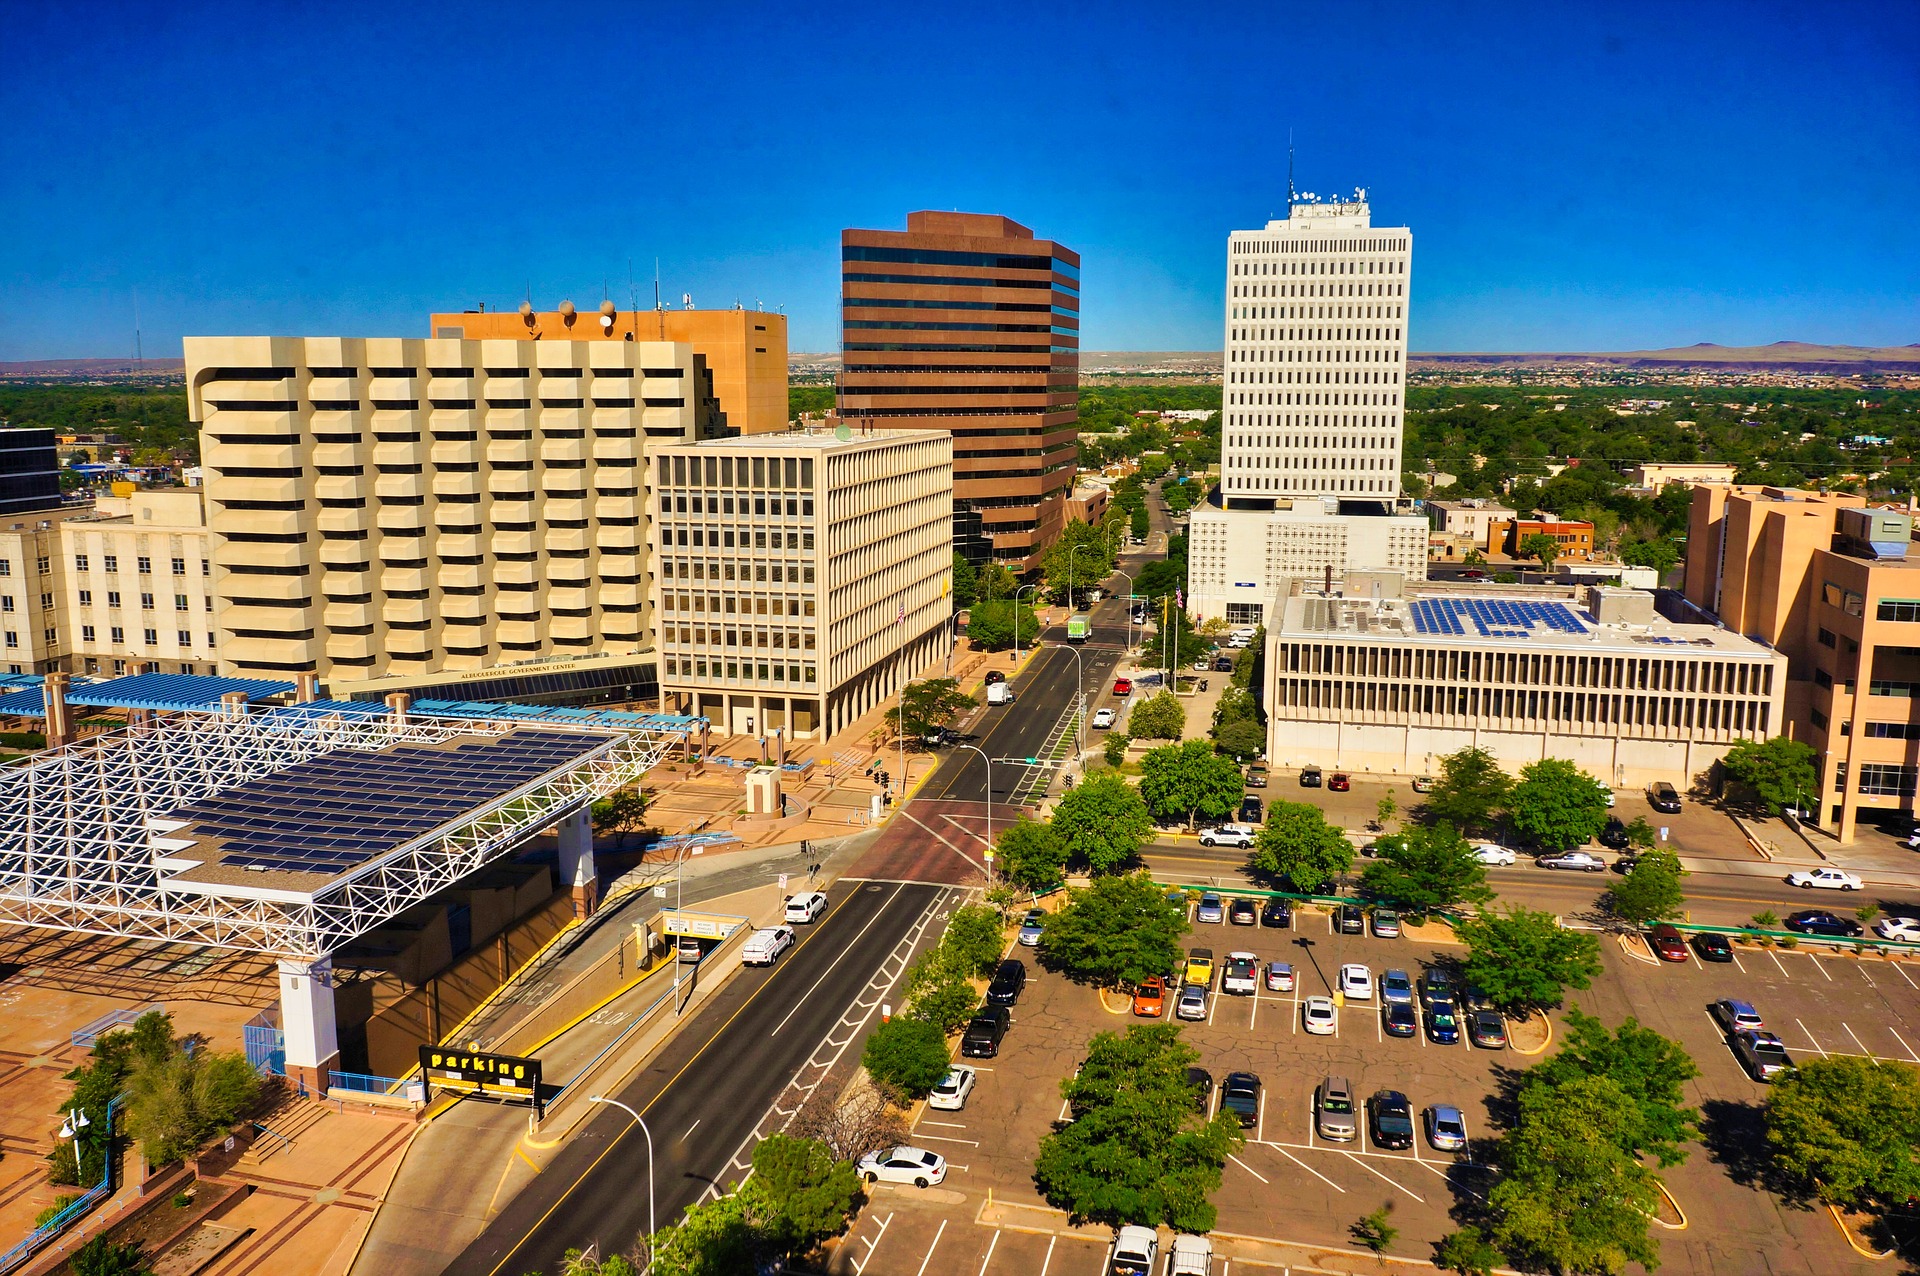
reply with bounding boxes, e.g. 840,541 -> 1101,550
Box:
1260,897 -> 1292,929
960,1006 -> 1011,1057
1220,1072 -> 1262,1129
1187,1066 -> 1214,1112
1367,1089 -> 1415,1149
1647,781 -> 1683,814
1598,818 -> 1630,850
985,959 -> 1027,1007
1240,796 -> 1264,824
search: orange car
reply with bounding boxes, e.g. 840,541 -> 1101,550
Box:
1132,975 -> 1166,1017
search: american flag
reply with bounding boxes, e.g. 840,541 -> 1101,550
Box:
896,601 -> 905,625
1176,588 -> 1184,609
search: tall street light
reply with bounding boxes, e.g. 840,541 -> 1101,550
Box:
951,743 -> 995,880
1110,569 -> 1135,653
1013,583 -> 1041,665
587,1095 -> 655,1263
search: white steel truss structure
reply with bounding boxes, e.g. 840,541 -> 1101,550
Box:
0,708 -> 682,957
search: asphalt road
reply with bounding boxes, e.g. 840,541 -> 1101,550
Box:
442,878 -> 944,1276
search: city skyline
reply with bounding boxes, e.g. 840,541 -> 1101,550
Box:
2,1 -> 1915,362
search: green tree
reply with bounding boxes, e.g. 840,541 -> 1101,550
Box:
1138,739 -> 1244,828
1620,536 -> 1681,577
885,678 -> 977,740
950,552 -> 978,609
1130,505 -> 1150,540
1608,848 -> 1687,928
1039,872 -> 1189,988
905,977 -> 980,1034
1247,801 -> 1353,893
860,1017 -> 954,1098
1051,773 -> 1154,874
965,600 -> 1038,651
557,1245 -> 642,1276
1719,736 -> 1819,816
1486,1075 -> 1662,1276
1213,719 -> 1265,760
1045,520 -> 1115,604
1507,757 -> 1610,851
977,562 -> 1017,603
1435,1227 -> 1500,1276
49,1011 -> 174,1186
994,816 -> 1067,891
1034,1024 -> 1241,1232
71,1238 -> 152,1276
1624,815 -> 1656,849
1352,1202 -> 1398,1254
1357,822 -> 1491,918
1519,531 -> 1562,572
1766,1055 -> 1920,1207
1127,691 -> 1185,741
1374,791 -> 1397,830
1102,731 -> 1130,767
1457,905 -> 1602,1014
120,1020 -> 261,1169
1424,747 -> 1511,833
943,904 -> 1006,976
743,1134 -> 861,1257
647,1194 -> 759,1276
1525,1009 -> 1699,1167
590,786 -> 650,851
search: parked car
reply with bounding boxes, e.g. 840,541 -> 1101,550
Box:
1336,904 -> 1366,934
1265,961 -> 1295,991
1196,892 -> 1225,922
1536,850 -> 1607,872
1187,1067 -> 1213,1113
784,891 -> 829,923
1328,772 -> 1352,792
960,1006 -> 1011,1058
1107,1224 -> 1158,1276
1113,677 -> 1133,696
1785,909 -> 1862,937
1732,1029 -> 1795,1081
1132,975 -> 1166,1017
1200,824 -> 1256,849
1260,897 -> 1292,929
1368,1089 -> 1415,1150
1167,1233 -> 1214,1276
1876,915 -> 1920,942
1425,998 -> 1461,1044
1222,952 -> 1259,995
1647,923 -> 1690,962
1420,967 -> 1456,1005
1380,968 -> 1414,1004
1693,932 -> 1735,962
1599,818 -> 1631,850
1595,782 -> 1617,808
1018,908 -> 1047,946
1371,909 -> 1401,938
1299,766 -> 1323,788
1184,948 -> 1215,986
1787,867 -> 1863,891
1411,775 -> 1435,793
1469,1009 -> 1509,1049
1647,781 -> 1683,813
1091,707 -> 1117,730
1315,1075 -> 1358,1141
1213,655 -> 1236,673
1175,983 -> 1209,1021
856,1146 -> 947,1187
741,926 -> 796,966
1383,1001 -> 1418,1037
985,959 -> 1027,1006
1303,995 -> 1337,1035
1339,963 -> 1374,1000
1425,1103 -> 1468,1151
1220,1072 -> 1262,1129
1473,843 -> 1517,866
1245,764 -> 1269,788
1228,896 -> 1258,926
1713,998 -> 1765,1034
928,1066 -> 977,1111
1239,796 -> 1265,824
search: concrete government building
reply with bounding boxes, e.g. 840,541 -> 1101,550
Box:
649,430 -> 953,741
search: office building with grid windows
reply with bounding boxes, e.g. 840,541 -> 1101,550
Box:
61,490 -> 218,677
649,429 -> 952,742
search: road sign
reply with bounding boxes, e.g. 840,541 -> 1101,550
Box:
779,873 -> 788,891
1659,827 -> 1670,841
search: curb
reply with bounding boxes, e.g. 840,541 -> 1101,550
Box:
1617,932 -> 1663,966
1652,1177 -> 1689,1230
1507,1011 -> 1555,1056
1827,1199 -> 1897,1259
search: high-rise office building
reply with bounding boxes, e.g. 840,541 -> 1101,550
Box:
0,429 -> 63,518
1221,193 -> 1411,506
838,212 -> 1079,569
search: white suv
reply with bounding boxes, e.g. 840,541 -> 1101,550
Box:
1199,823 -> 1257,848
784,891 -> 828,923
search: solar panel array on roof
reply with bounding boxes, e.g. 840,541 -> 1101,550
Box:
66,672 -> 298,711
1408,598 -> 1590,638
166,729 -> 604,876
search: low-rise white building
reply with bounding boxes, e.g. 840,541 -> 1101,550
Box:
1187,501 -> 1428,626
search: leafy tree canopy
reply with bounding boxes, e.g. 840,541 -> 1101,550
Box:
965,600 -> 1038,651
1507,757 -> 1610,851
1127,691 -> 1185,742
886,678 -> 976,739
1425,747 -> 1511,833
994,816 -> 1067,891
1719,736 -> 1819,817
1357,822 -> 1491,918
1138,739 -> 1244,827
1248,800 -> 1353,893
1607,848 -> 1687,928
1213,719 -> 1266,760
647,1194 -> 758,1276
950,552 -> 978,609
1050,774 -> 1154,874
1519,531 -> 1562,570
1457,905 -> 1602,1014
1045,520 -> 1116,604
860,1017 -> 953,1098
1766,1055 -> 1920,1208
1526,1009 -> 1700,1167
591,787 -> 651,851
1039,871 -> 1189,988
743,1134 -> 862,1257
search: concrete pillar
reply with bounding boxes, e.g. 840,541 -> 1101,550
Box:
277,957 -> 339,1097
295,672 -> 320,703
219,690 -> 247,720
43,672 -> 71,747
558,809 -> 596,918
385,692 -> 411,728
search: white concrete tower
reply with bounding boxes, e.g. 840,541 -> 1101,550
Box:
1221,191 -> 1412,507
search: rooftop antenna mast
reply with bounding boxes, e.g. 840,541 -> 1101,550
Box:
1288,129 -> 1297,205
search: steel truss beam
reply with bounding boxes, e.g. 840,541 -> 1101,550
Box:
0,710 -> 679,956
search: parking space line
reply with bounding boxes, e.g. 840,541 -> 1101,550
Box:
1339,1149 -> 1426,1202
1810,953 -> 1834,982
1858,964 -> 1878,988
851,1212 -> 892,1275
920,1119 -> 968,1128
1729,948 -> 1748,973
1229,1151 -> 1271,1184
1208,988 -> 1219,1026
1264,1141 -> 1346,1191
917,1134 -> 980,1146
1256,1089 -> 1267,1144
1306,1099 -> 1314,1148
914,1218 -> 948,1276
1768,948 -> 1792,979
1844,1023 -> 1875,1057
1037,1235 -> 1055,1276
1890,1025 -> 1920,1063
976,1228 -> 999,1276
1894,961 -> 1919,990
1797,1018 -> 1829,1057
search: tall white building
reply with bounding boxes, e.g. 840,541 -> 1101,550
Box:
1222,193 -> 1412,505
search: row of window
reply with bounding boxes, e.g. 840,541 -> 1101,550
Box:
1231,237 -> 1408,254
663,561 -> 816,583
72,625 -> 210,649
663,656 -> 817,684
73,591 -> 208,611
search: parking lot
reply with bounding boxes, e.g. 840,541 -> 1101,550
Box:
827,897 -> 1910,1275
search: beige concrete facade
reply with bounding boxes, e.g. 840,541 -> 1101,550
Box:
1426,498 -> 1514,542
60,489 -> 218,676
185,335 -> 701,682
430,307 -> 789,436
1263,579 -> 1786,787
1633,461 -> 1738,488
649,429 -> 953,742
0,506 -> 85,675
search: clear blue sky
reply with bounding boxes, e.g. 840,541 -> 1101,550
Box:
3,0 -> 1915,361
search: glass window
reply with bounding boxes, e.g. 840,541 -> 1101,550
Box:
1880,600 -> 1920,622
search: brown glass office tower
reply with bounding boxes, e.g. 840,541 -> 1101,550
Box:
838,212 -> 1079,569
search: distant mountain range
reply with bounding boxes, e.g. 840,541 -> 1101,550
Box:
1411,342 -> 1920,374
0,356 -> 184,381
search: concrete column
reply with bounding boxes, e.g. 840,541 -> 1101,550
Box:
558,808 -> 596,918
277,957 -> 339,1097
385,692 -> 411,728
295,672 -> 320,703
219,690 -> 247,720
43,672 -> 71,748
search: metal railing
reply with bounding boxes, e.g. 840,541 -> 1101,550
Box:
70,1004 -> 163,1050
326,1070 -> 408,1095
0,1094 -> 123,1274
249,1121 -> 294,1162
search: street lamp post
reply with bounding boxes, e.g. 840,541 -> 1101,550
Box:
586,1096 -> 655,1266
1110,569 -> 1135,653
952,743 -> 994,876
1013,584 -> 1041,664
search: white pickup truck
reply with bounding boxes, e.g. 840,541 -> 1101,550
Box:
1107,1225 -> 1157,1276
1168,1234 -> 1213,1275
741,926 -> 796,966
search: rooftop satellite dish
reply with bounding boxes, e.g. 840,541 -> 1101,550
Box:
835,424 -> 853,441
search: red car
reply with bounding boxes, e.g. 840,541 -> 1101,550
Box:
1113,677 -> 1133,696
1648,923 -> 1689,962
1328,772 -> 1352,792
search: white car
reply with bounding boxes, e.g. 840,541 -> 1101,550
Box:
1199,823 -> 1257,849
783,891 -> 828,923
1167,1233 -> 1214,1276
740,926 -> 795,966
927,1066 -> 977,1111
1473,844 -> 1517,866
856,1145 -> 947,1187
1176,984 -> 1209,1021
1091,707 -> 1117,729
1338,963 -> 1374,1000
1787,867 -> 1862,891
1303,994 -> 1337,1035
1876,915 -> 1920,942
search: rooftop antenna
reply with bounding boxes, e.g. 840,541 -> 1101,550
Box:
132,288 -> 142,369
1288,130 -> 1296,205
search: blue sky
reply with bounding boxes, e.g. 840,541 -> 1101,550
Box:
2,1 -> 1915,360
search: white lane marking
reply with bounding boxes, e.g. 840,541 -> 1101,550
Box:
914,1218 -> 948,1276
769,883 -> 907,1036
1811,953 -> 1835,981
1797,1018 -> 1829,1057
851,1212 -> 893,1275
1249,990 -> 1259,1032
920,1119 -> 968,1128
977,1228 -> 1000,1276
1890,1025 -> 1920,1064
1894,961 -> 1919,990
1844,1023 -> 1875,1057
915,1134 -> 980,1146
1340,1149 -> 1426,1202
1208,987 -> 1219,1026
1038,1235 -> 1055,1276
681,1119 -> 700,1140
1859,964 -> 1878,988
1730,948 -> 1748,973
1769,948 -> 1791,979
1257,1088 -> 1267,1145
1228,1152 -> 1270,1184
1264,1140 -> 1346,1191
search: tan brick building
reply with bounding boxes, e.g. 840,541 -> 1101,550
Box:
61,489 -> 218,676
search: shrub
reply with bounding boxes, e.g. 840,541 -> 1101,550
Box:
860,1017 -> 952,1098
